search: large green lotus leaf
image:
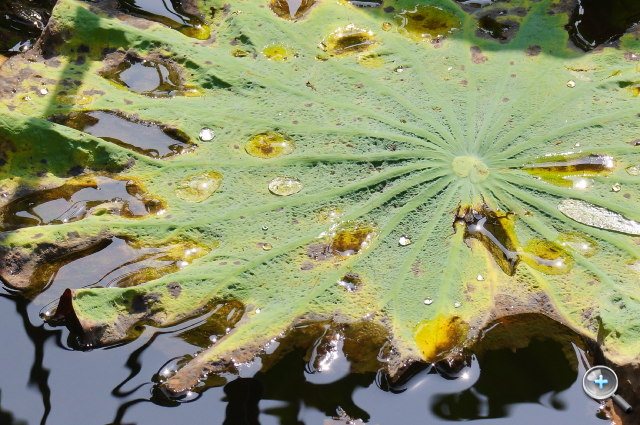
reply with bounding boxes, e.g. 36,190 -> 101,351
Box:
1,0 -> 639,396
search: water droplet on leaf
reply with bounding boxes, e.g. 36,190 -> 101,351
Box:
175,171 -> 223,202
398,235 -> 412,246
557,232 -> 599,257
268,176 -> 303,196
423,298 -> 433,305
245,132 -> 295,158
321,24 -> 378,56
199,128 -> 214,141
263,44 -> 295,61
395,5 -> 461,42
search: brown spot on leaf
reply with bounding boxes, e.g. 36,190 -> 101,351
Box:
470,46 -> 488,64
167,282 -> 182,298
526,45 -> 542,56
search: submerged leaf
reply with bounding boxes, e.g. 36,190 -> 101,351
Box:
0,0 -> 639,400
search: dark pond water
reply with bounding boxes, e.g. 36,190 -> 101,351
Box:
0,285 -> 613,425
1,0 -> 639,424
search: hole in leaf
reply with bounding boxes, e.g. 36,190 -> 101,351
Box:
116,0 -> 210,39
269,0 -> 317,21
99,52 -> 196,97
50,111 -> 195,159
0,175 -> 164,231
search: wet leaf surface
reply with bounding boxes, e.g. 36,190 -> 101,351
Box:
0,1 -> 639,420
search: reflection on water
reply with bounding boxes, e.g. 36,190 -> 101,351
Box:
0,284 -> 610,425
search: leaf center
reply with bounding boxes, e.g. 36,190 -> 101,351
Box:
451,156 -> 489,183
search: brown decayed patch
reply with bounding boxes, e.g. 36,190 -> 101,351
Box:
525,45 -> 542,56
470,46 -> 488,64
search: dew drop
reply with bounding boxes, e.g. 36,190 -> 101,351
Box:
262,225 -> 269,231
245,132 -> 295,158
23,95 -> 32,101
199,128 -> 214,141
268,176 -> 303,196
476,274 -> 484,281
611,183 -> 622,192
209,335 -> 218,343
453,301 -> 461,308
39,87 -> 48,95
625,165 -> 640,176
423,298 -> 433,305
398,235 -> 412,246
382,22 -> 392,31
394,66 -> 405,73
261,242 -> 273,251
567,80 -> 576,88
255,308 -> 261,314
175,171 -> 223,202
176,260 -> 189,269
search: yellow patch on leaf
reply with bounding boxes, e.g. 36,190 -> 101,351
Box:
414,314 -> 469,361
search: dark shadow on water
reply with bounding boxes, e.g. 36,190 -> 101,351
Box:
223,378 -> 263,425
431,339 -> 576,420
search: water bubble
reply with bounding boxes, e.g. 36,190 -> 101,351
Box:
423,298 -> 433,305
398,235 -> 412,246
262,225 -> 269,231
199,128 -> 214,141
23,95 -> 32,101
175,171 -> 223,202
394,66 -> 405,73
611,183 -> 622,192
381,22 -> 392,31
176,260 -> 189,269
566,80 -> 576,88
209,335 -> 218,343
453,301 -> 462,308
476,274 -> 484,281
39,88 -> 48,95
447,66 -> 453,71
268,176 -> 303,196
255,308 -> 261,314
